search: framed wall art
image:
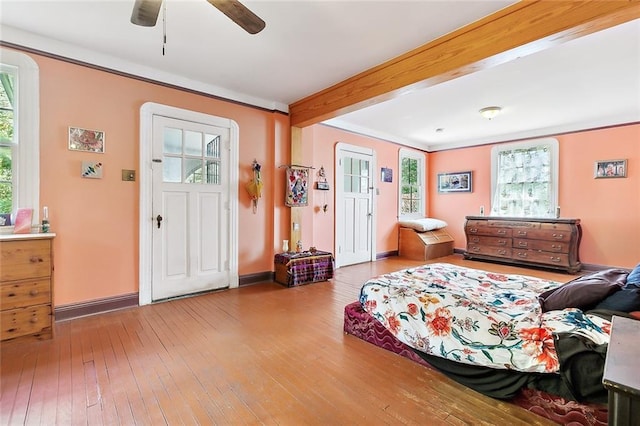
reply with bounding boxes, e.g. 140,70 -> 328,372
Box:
381,167 -> 393,183
69,126 -> 105,153
285,166 -> 309,207
594,159 -> 626,178
437,171 -> 472,193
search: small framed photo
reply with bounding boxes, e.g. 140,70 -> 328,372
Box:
69,126 -> 105,153
438,171 -> 472,193
381,167 -> 393,183
594,159 -> 626,178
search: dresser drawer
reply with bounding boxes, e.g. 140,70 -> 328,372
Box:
467,235 -> 511,248
0,304 -> 52,341
1,279 -> 51,310
466,223 -> 512,237
512,228 -> 571,242
513,249 -> 569,266
0,239 -> 51,281
467,244 -> 512,259
513,238 -> 567,253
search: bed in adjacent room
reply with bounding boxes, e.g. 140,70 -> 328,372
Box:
344,262 -> 640,425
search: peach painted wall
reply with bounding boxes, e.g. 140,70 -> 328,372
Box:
303,125 -> 425,256
29,51 -> 289,306
429,124 -> 640,269
20,48 -> 639,309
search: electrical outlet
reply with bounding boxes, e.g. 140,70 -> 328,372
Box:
480,205 -> 485,216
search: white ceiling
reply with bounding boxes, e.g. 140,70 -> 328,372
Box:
1,1 -> 639,151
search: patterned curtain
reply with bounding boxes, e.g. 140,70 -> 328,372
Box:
491,145 -> 553,217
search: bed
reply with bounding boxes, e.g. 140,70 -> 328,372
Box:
344,262 -> 640,425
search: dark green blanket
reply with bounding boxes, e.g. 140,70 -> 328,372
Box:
412,332 -> 608,402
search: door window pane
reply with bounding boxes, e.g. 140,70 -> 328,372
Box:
205,160 -> 220,184
206,134 -> 220,158
163,156 -> 181,182
163,128 -> 182,154
184,130 -> 202,156
360,160 -> 369,176
184,158 -> 203,183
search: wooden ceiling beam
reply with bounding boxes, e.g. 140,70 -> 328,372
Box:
289,1 -> 640,128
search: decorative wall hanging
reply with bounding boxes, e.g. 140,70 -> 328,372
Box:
437,171 -> 472,193
594,159 -> 626,178
315,166 -> 329,190
245,159 -> 263,213
285,166 -> 309,207
69,126 -> 105,153
81,161 -> 103,178
381,167 -> 393,183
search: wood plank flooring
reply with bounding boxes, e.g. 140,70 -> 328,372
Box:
1,255 -> 578,425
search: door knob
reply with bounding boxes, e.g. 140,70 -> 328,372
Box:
156,215 -> 163,229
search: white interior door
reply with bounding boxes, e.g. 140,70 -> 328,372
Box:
151,115 -> 230,301
335,143 -> 375,267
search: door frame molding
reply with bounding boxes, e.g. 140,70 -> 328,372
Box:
334,142 -> 377,269
138,102 -> 239,306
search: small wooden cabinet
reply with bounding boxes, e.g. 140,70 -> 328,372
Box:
463,216 -> 581,273
1,235 -> 55,342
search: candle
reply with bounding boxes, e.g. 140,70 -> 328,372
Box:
43,206 -> 48,220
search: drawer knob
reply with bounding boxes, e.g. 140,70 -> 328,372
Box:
497,230 -> 507,235
518,241 -> 528,247
469,228 -> 478,234
550,257 -> 561,263
498,240 -> 507,246
471,237 -> 479,243
517,252 -> 528,258
497,249 -> 507,255
552,233 -> 564,239
30,317 -> 39,323
517,231 -> 527,236
29,256 -> 44,263
30,289 -> 39,296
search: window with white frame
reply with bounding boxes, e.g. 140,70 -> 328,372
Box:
490,138 -> 559,218
0,49 -> 40,231
398,148 -> 424,218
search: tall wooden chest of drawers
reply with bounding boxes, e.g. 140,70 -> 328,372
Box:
1,234 -> 55,342
463,216 -> 581,273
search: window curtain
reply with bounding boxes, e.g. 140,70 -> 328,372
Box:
491,145 -> 552,217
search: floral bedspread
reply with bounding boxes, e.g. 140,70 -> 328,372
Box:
359,263 -> 611,373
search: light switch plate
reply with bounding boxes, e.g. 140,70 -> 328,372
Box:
122,169 -> 136,181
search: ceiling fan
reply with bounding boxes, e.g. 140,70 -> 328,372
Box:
131,0 -> 266,34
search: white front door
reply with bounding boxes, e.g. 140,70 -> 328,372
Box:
335,143 -> 375,268
151,115 -> 231,301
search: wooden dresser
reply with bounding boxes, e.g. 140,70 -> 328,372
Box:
1,234 -> 55,342
463,216 -> 581,273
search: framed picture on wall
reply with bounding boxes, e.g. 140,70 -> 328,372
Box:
68,126 -> 105,153
594,159 -> 626,178
437,171 -> 472,193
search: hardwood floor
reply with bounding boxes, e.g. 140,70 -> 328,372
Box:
1,255 -> 577,425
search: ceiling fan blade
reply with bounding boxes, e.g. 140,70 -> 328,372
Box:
207,0 -> 266,34
131,0 -> 162,27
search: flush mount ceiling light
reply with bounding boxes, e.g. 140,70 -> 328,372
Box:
479,106 -> 502,120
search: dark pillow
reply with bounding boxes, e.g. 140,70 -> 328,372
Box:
625,263 -> 640,287
539,269 -> 628,312
595,288 -> 640,312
